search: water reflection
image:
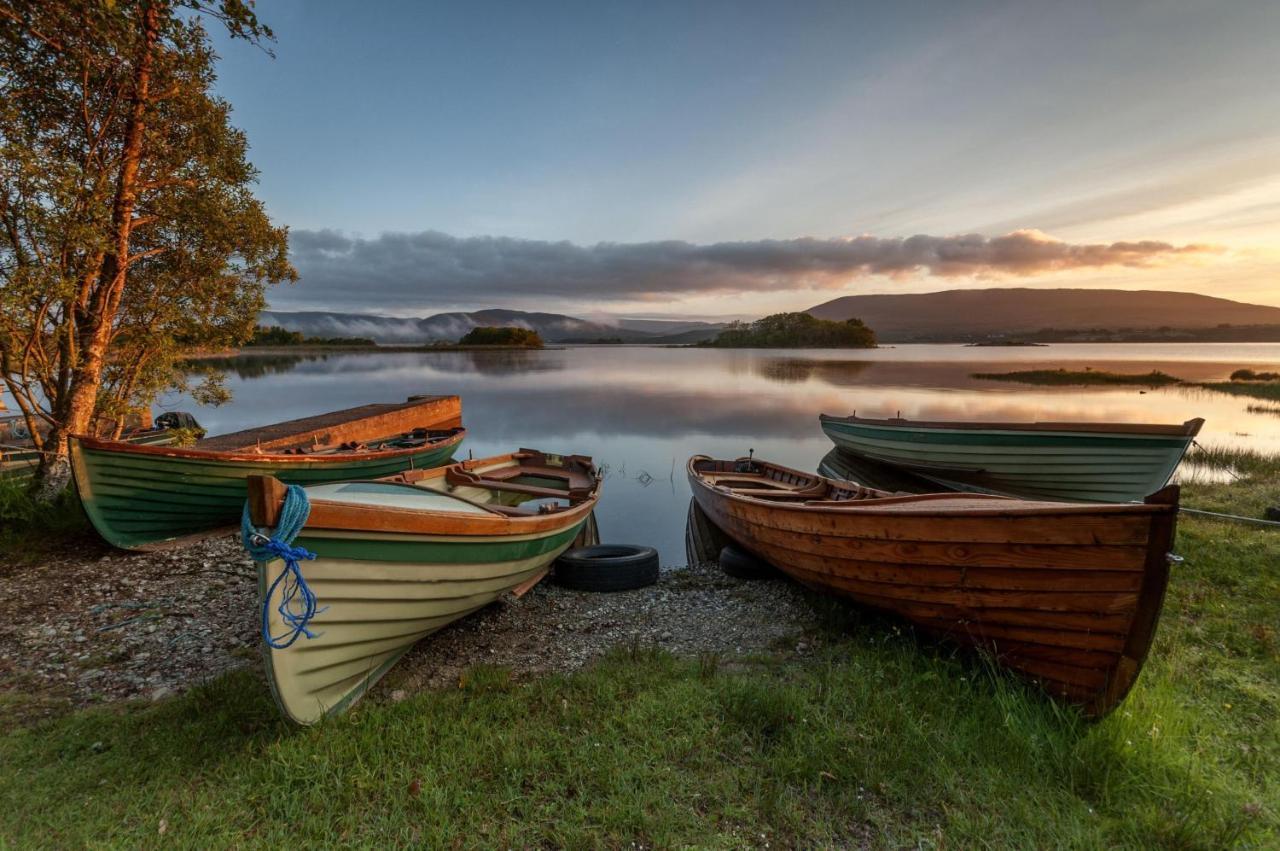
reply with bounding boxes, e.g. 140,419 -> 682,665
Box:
753,358 -> 872,384
162,344 -> 1280,562
192,348 -> 565,380
816,448 -> 942,493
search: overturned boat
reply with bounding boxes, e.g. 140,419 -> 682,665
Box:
70,396 -> 464,551
688,454 -> 1179,717
819,413 -> 1203,503
244,449 -> 602,724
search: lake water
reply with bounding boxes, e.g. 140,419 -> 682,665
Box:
159,343 -> 1280,563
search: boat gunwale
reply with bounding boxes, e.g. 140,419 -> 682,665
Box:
820,413 -> 1205,438
687,456 -> 1178,518
72,427 -> 466,465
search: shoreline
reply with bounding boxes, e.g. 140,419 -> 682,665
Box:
0,536 -> 821,727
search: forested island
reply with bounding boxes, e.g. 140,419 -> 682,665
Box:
458,326 -> 545,347
700,312 -> 876,348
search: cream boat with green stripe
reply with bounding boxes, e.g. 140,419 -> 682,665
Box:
820,413 -> 1203,503
246,450 -> 602,725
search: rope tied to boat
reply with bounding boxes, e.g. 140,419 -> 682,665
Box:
241,485 -> 326,649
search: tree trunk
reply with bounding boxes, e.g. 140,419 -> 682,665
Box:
38,2 -> 159,494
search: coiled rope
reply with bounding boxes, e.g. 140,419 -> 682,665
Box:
241,485 -> 325,649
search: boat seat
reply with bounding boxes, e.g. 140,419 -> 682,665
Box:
728,483 -> 829,499
445,465 -> 592,502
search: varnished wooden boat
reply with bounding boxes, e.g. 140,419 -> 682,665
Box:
688,454 -> 1179,716
820,413 -> 1203,503
70,396 -> 464,551
245,449 -> 602,724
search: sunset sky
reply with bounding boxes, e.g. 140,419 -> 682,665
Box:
208,0 -> 1280,318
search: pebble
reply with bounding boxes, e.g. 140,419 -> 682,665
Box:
2,538 -> 823,720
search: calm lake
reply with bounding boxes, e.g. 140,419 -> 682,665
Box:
169,343 -> 1280,562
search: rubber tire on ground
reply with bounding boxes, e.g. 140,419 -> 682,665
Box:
555,544 -> 660,592
719,545 -> 778,580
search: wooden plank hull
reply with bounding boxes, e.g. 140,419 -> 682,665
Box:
688,455 -> 1178,716
820,414 -> 1201,503
70,429 -> 464,551
260,523 -> 586,724
247,450 -> 601,724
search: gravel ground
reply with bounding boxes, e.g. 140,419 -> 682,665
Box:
0,536 -> 825,721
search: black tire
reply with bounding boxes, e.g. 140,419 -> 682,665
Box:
719,545 -> 778,580
555,544 -> 659,592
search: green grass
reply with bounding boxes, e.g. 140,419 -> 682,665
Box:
1192,380 -> 1280,402
972,368 -> 1183,387
0,477 -> 95,565
2,455 -> 1277,845
2,490 -> 1277,848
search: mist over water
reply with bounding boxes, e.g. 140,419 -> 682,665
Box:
166,344 -> 1280,562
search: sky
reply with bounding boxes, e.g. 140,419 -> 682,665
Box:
205,0 -> 1280,318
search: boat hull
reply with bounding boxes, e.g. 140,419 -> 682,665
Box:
688,456 -> 1177,716
248,450 -> 602,724
820,415 -> 1200,503
260,521 -> 587,724
69,434 -> 463,551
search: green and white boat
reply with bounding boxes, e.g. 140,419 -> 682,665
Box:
70,396 -> 464,551
819,413 -> 1203,503
244,449 -> 602,724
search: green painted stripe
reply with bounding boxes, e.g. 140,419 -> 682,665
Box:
294,521 -> 583,564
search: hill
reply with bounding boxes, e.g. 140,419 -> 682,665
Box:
807,288 -> 1280,342
259,309 -> 725,344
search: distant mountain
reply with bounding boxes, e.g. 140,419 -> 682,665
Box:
259,309 -> 725,344
807,288 -> 1280,342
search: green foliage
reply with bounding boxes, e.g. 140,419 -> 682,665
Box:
246,326 -> 375,347
458,326 -> 544,347
972,369 -> 1183,386
0,0 -> 294,468
704,313 -> 877,348
1230,369 -> 1280,382
0,477 -> 93,564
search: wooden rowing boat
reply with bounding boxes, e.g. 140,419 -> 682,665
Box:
819,413 -> 1203,503
70,396 -> 464,551
688,454 -> 1179,716
245,449 -> 602,724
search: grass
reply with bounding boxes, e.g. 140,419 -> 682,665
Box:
0,477 -> 95,566
970,367 -> 1280,403
2,485 -> 1278,846
1191,381 -> 1280,402
971,368 -> 1183,387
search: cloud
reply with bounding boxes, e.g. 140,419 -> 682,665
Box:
281,227 -> 1217,309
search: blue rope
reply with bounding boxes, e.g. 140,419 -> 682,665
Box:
241,485 -> 325,649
